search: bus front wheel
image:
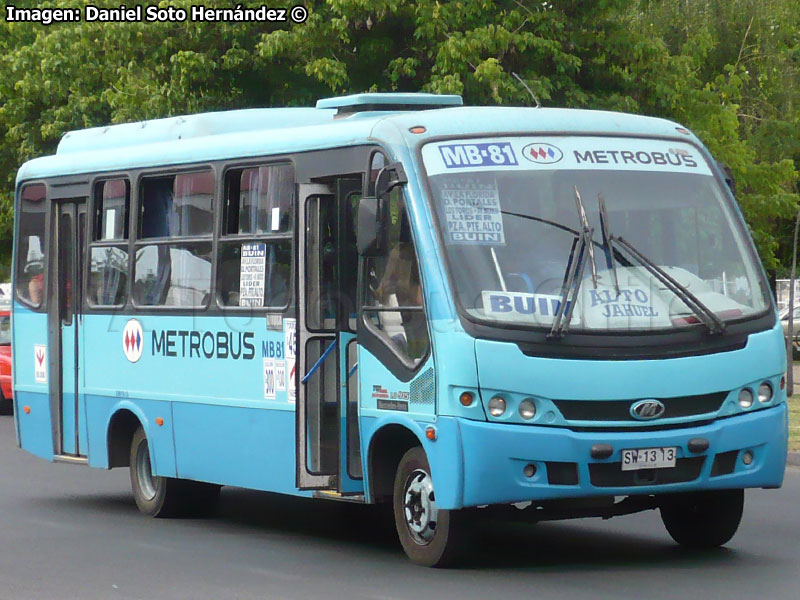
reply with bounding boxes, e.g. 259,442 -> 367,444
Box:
659,489 -> 744,548
393,446 -> 466,567
129,426 -> 220,518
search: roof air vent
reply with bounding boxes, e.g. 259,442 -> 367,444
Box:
316,92 -> 463,116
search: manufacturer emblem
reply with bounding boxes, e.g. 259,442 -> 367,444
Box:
122,319 -> 144,363
521,143 -> 563,164
630,399 -> 666,420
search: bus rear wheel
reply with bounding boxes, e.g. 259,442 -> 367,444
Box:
129,426 -> 220,518
659,489 -> 744,548
393,446 -> 466,567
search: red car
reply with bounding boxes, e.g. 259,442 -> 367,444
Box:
0,307 -> 12,414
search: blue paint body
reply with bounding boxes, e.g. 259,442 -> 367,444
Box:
11,93 -> 786,515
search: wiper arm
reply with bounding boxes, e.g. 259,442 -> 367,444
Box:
548,186 -> 596,339
574,186 -> 597,288
597,193 -> 620,297
613,236 -> 726,334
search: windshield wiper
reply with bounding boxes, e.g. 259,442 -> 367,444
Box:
548,186 -> 597,339
612,236 -> 726,334
597,193 -> 620,297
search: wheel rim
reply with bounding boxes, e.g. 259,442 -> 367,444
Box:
403,468 -> 438,545
135,438 -> 157,501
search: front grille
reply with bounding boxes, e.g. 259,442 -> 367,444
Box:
546,461 -> 579,485
552,392 -> 727,423
409,368 -> 435,404
589,457 -> 705,487
711,450 -> 738,477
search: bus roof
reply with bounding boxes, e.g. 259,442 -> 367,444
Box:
16,93 -> 696,184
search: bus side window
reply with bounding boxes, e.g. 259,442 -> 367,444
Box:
362,189 -> 429,364
218,164 -> 294,309
133,171 -> 213,307
88,179 -> 130,307
15,183 -> 47,309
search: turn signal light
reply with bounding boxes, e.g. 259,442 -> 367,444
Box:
23,405 -> 31,414
425,426 -> 437,441
459,392 -> 474,407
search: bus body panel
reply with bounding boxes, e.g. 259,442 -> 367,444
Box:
171,402 -> 306,495
358,412 -> 465,509
457,403 -> 787,507
474,324 -> 786,425
84,397 -> 174,474
14,390 -> 53,460
12,303 -> 53,459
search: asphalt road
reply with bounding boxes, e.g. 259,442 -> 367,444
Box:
1,414 -> 799,600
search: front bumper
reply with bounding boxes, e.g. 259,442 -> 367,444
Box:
455,403 -> 787,507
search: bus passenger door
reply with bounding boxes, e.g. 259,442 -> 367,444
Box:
297,184 -> 339,489
49,200 -> 87,457
296,180 -> 364,495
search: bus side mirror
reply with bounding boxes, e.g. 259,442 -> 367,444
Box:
357,163 -> 407,256
718,162 -> 736,197
357,196 -> 388,256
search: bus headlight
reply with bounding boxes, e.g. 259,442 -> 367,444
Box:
519,399 -> 536,420
757,382 -> 773,403
488,396 -> 506,417
738,388 -> 754,409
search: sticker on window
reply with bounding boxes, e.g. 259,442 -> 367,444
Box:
239,242 -> 266,307
481,291 -> 567,324
581,285 -> 669,329
442,182 -> 505,245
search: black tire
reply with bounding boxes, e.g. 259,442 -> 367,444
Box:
659,489 -> 744,548
393,446 -> 467,567
129,426 -> 220,518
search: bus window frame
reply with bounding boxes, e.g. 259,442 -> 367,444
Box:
14,180 -> 50,313
413,131 -> 776,361
216,160 -> 296,314
356,178 -> 432,382
130,164 -> 217,312
87,176 -> 132,310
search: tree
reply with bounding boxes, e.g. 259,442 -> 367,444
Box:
0,0 -> 797,272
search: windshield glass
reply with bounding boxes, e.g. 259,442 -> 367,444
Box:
422,136 -> 769,333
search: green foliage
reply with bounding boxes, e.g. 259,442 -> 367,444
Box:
0,0 -> 797,271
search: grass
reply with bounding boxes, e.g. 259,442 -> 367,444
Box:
789,394 -> 800,453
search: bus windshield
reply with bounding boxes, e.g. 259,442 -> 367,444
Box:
422,136 -> 769,333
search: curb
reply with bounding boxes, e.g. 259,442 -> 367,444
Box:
788,452 -> 800,467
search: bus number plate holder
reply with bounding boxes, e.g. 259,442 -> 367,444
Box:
620,447 -> 677,471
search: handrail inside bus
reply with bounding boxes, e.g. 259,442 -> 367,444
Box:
301,337 -> 339,385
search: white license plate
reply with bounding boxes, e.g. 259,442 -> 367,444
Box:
620,447 -> 677,471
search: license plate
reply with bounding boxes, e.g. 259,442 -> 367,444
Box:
620,447 -> 677,471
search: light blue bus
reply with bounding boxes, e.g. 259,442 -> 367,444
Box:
12,93 -> 788,566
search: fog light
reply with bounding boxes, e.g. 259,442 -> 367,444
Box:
519,398 -> 536,420
488,396 -> 506,417
757,382 -> 772,403
742,451 -> 753,465
523,464 -> 537,478
459,391 -> 474,407
738,388 -> 754,409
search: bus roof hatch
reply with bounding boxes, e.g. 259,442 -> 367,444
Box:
316,92 -> 463,116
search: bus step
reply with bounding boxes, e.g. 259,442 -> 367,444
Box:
313,490 -> 366,504
53,454 -> 88,465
